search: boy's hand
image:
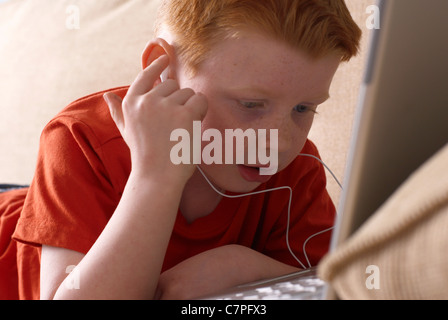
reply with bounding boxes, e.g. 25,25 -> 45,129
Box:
104,55 -> 208,185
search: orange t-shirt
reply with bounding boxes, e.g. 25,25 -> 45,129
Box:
3,87 -> 335,299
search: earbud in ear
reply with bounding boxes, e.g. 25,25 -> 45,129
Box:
160,67 -> 169,82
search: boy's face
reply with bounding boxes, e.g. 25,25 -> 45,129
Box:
175,31 -> 341,193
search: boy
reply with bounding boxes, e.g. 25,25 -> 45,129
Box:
2,0 -> 361,299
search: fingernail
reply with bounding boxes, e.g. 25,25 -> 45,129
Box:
104,92 -> 122,104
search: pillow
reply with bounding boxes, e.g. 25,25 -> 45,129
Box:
318,143 -> 448,299
0,0 -> 161,184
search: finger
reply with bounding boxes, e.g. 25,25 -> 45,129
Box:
127,55 -> 170,97
104,92 -> 125,133
165,88 -> 195,106
149,78 -> 180,98
184,93 -> 208,120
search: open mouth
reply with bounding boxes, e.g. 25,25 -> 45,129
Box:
237,165 -> 273,183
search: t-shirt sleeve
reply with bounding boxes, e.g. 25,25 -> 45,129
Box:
262,141 -> 336,269
13,116 -> 122,254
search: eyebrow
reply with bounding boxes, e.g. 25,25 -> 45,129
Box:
228,86 -> 277,97
229,86 -> 331,105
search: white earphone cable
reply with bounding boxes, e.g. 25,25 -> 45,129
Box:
196,153 -> 342,269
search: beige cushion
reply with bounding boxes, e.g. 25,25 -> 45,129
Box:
318,143 -> 448,299
0,0 -> 160,184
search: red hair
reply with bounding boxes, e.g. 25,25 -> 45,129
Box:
156,0 -> 361,73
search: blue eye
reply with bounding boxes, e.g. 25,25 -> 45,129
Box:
294,104 -> 309,113
294,104 -> 316,114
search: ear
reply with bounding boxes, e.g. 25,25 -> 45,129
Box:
141,38 -> 175,75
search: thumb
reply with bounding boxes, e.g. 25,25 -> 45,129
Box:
104,92 -> 125,133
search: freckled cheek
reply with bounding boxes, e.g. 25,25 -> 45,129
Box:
300,117 -> 315,137
297,116 -> 315,144
278,117 -> 314,167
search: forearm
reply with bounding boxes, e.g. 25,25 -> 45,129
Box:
54,172 -> 184,300
157,244 -> 300,299
218,245 -> 300,286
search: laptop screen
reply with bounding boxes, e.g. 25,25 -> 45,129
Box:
331,0 -> 448,250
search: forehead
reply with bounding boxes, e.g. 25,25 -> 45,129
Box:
197,32 -> 341,99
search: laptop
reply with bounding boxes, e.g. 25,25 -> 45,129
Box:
202,0 -> 448,300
